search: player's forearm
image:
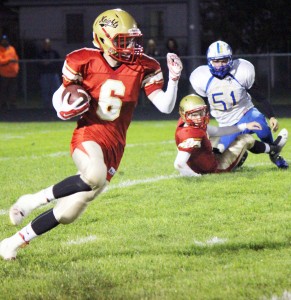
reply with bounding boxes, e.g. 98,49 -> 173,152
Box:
208,123 -> 247,136
249,82 -> 275,118
148,79 -> 178,113
174,151 -> 201,177
52,85 -> 65,111
52,84 -> 67,119
177,166 -> 200,177
175,162 -> 201,177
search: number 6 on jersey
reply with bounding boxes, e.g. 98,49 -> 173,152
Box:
97,79 -> 125,121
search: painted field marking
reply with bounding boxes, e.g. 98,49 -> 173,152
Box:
66,235 -> 97,245
194,236 -> 228,246
0,141 -> 174,161
0,209 -> 7,216
107,174 -> 180,190
0,161 -> 283,216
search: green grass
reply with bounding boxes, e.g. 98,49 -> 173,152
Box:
0,119 -> 290,300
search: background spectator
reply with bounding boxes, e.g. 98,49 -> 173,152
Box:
145,38 -> 160,57
0,35 -> 19,109
165,38 -> 180,56
38,38 -> 61,108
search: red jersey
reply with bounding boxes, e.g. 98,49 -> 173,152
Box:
175,118 -> 218,174
63,48 -> 164,180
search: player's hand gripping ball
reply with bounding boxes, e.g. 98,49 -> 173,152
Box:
60,84 -> 91,120
62,84 -> 90,106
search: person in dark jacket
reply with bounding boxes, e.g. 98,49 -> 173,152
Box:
38,38 -> 61,108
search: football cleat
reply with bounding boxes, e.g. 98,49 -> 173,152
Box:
270,155 -> 289,169
0,234 -> 27,260
0,238 -> 17,260
269,128 -> 289,169
9,194 -> 36,225
236,151 -> 249,168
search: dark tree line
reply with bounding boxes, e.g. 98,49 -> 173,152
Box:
199,0 -> 291,54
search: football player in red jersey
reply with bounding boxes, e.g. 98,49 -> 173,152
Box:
174,94 -> 288,176
0,8 -> 183,260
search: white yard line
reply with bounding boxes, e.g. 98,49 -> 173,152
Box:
262,290 -> 291,300
0,174 -> 179,216
194,237 -> 228,246
0,151 -> 69,161
0,162 -> 277,216
66,235 -> 98,245
0,141 -> 174,161
0,209 -> 7,216
106,174 -> 180,190
126,140 -> 173,148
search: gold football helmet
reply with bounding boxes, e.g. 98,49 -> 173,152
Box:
179,94 -> 209,129
92,8 -> 143,64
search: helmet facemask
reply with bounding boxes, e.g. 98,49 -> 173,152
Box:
208,57 -> 233,79
110,28 -> 143,63
179,95 -> 210,130
184,106 -> 209,130
207,41 -> 233,78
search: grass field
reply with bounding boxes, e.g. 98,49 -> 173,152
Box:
0,119 -> 290,300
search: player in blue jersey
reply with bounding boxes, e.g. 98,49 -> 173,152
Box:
189,40 -> 288,169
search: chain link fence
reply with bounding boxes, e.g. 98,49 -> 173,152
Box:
15,54 -> 291,110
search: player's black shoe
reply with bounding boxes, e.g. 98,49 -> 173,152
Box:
269,129 -> 288,169
236,151 -> 248,168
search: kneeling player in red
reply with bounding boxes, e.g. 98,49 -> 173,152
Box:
174,94 -> 288,176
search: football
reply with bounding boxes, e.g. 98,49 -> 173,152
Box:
62,84 -> 90,106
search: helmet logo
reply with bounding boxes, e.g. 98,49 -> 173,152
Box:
217,43 -> 223,53
99,16 -> 118,28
